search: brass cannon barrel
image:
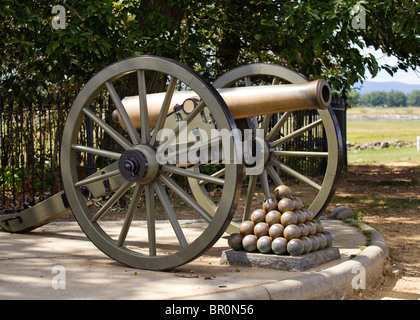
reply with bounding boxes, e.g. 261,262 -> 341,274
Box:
112,79 -> 331,130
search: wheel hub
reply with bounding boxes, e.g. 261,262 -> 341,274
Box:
243,136 -> 271,169
118,145 -> 159,184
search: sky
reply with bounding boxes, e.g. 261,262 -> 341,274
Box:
361,47 -> 420,85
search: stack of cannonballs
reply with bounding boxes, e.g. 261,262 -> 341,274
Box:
228,185 -> 334,256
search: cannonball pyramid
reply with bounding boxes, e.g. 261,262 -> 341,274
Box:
228,185 -> 334,256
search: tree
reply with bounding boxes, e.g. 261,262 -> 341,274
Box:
407,90 -> 420,106
347,91 -> 361,107
1,0 -> 419,99
183,0 -> 419,89
361,91 -> 387,106
387,90 -> 407,107
0,0 -> 187,99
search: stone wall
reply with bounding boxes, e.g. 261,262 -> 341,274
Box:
347,140 -> 416,151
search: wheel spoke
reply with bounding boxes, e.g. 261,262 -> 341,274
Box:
266,165 -> 284,186
154,180 -> 188,249
162,165 -> 225,185
266,111 -> 292,141
117,184 -> 144,247
259,169 -> 271,199
145,184 -> 156,256
270,118 -> 323,148
90,181 -> 133,223
273,150 -> 328,157
164,136 -> 222,163
138,70 -> 150,144
199,167 -> 225,186
71,144 -> 121,160
106,81 -> 141,145
261,114 -> 272,135
270,158 -> 322,191
157,100 -> 205,151
82,107 -> 133,151
242,77 -> 261,128
74,169 -> 120,187
243,174 -> 257,221
150,76 -> 177,146
160,174 -> 212,223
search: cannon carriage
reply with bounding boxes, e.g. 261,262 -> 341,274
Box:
0,56 -> 343,270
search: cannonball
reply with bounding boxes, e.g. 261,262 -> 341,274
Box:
274,185 -> 292,200
277,198 -> 295,213
292,197 -> 303,210
308,234 -> 320,252
257,236 -> 272,254
239,220 -> 255,236
251,209 -> 266,224
271,237 -> 288,255
300,236 -> 312,254
297,222 -> 309,237
283,224 -> 301,240
316,233 -> 327,250
254,222 -> 269,238
287,238 -> 304,256
262,197 -> 278,212
305,221 -> 317,235
323,230 -> 334,247
295,209 -> 306,223
302,208 -> 314,221
280,210 -> 298,226
313,220 -> 324,233
242,234 -> 257,252
228,233 -> 244,250
269,223 -> 284,239
265,210 -> 281,226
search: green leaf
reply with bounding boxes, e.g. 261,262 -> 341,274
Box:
46,46 -> 53,56
106,14 -> 112,26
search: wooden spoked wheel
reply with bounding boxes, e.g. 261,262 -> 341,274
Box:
61,56 -> 243,270
190,64 -> 343,233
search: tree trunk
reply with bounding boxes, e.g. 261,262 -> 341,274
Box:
135,0 -> 186,92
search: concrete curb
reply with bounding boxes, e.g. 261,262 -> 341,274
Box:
191,220 -> 389,300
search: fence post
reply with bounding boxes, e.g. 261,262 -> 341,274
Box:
0,95 -> 4,206
331,93 -> 347,169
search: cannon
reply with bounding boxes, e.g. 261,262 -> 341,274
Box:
0,56 -> 343,270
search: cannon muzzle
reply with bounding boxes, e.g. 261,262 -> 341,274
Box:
112,79 -> 331,130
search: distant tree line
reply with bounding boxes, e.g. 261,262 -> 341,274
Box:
349,90 -> 420,107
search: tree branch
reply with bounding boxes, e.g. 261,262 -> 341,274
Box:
58,0 -> 84,21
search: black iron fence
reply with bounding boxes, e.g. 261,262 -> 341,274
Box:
0,92 -> 121,212
0,94 -> 68,212
0,92 -> 346,212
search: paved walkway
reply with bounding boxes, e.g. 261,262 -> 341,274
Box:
0,219 -> 388,300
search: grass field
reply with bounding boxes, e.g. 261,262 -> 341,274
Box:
347,106 -> 420,118
346,118 -> 420,165
348,146 -> 419,164
347,121 -> 420,145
